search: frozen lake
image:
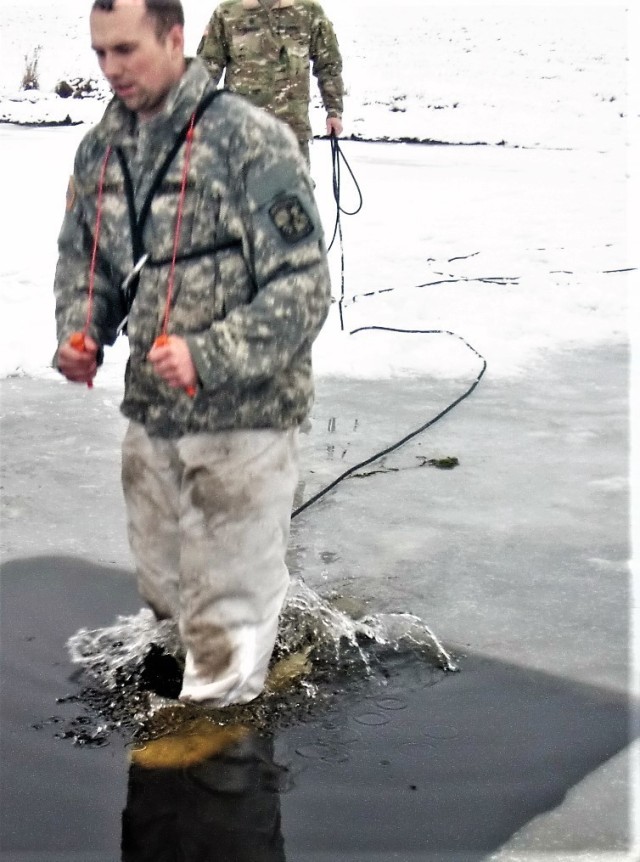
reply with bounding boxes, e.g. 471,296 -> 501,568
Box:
0,2 -> 635,850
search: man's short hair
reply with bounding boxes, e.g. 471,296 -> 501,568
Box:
92,0 -> 184,37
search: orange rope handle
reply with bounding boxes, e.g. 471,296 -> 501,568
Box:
69,331 -> 94,388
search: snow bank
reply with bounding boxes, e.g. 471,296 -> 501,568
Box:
0,2 -> 630,152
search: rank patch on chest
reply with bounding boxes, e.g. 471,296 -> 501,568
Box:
268,195 -> 314,243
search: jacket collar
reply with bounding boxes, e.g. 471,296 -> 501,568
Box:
242,0 -> 295,9
94,57 -> 213,147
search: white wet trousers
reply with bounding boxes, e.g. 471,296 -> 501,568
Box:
121,420 -> 299,707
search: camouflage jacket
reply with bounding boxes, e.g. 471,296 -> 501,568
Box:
54,59 -> 331,438
197,0 -> 343,141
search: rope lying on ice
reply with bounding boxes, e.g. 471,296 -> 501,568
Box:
291,326 -> 487,519
291,141 -> 487,520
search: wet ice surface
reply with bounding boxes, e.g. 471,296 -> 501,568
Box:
0,555 -> 631,861
0,331 -> 631,858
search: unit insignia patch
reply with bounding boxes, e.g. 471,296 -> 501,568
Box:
268,195 -> 314,243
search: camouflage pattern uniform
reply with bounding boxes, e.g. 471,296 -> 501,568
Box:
54,58 -> 331,707
197,0 -> 343,157
54,58 -> 330,438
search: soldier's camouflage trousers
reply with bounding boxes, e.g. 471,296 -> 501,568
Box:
121,420 -> 299,707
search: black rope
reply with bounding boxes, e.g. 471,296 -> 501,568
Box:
325,134 -> 363,331
327,134 -> 363,249
290,140 -> 487,520
344,274 -> 520,308
291,326 -> 487,519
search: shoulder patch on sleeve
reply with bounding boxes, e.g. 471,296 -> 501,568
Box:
268,195 -> 314,243
247,164 -> 297,209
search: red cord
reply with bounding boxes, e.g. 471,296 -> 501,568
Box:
154,114 -> 197,398
71,117 -> 197,398
86,146 -> 112,336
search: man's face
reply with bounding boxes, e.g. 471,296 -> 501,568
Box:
90,0 -> 185,120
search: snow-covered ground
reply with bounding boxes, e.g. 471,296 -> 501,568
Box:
0,2 -> 631,150
0,1 -> 635,388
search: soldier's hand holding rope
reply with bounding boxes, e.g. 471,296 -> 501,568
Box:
57,333 -> 99,386
147,335 -> 198,392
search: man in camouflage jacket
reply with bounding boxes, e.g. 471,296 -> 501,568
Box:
197,0 -> 343,160
54,0 -> 331,708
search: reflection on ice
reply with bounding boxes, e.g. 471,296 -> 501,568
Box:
123,722 -> 286,862
65,576 -> 455,742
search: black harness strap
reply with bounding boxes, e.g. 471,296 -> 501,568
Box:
147,239 -> 242,268
116,149 -> 143,262
114,87 -> 223,306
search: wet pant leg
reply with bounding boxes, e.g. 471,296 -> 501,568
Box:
121,421 -> 181,620
121,421 -> 298,707
177,428 -> 298,707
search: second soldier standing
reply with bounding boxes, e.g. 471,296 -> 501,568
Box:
197,0 -> 344,162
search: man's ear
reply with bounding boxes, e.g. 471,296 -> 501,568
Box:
167,23 -> 185,56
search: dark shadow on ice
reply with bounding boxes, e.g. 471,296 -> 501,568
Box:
278,651 -> 634,861
0,556 -> 141,857
1,555 -> 635,861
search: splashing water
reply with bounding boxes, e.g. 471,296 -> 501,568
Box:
63,577 -> 456,742
276,578 -> 456,672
